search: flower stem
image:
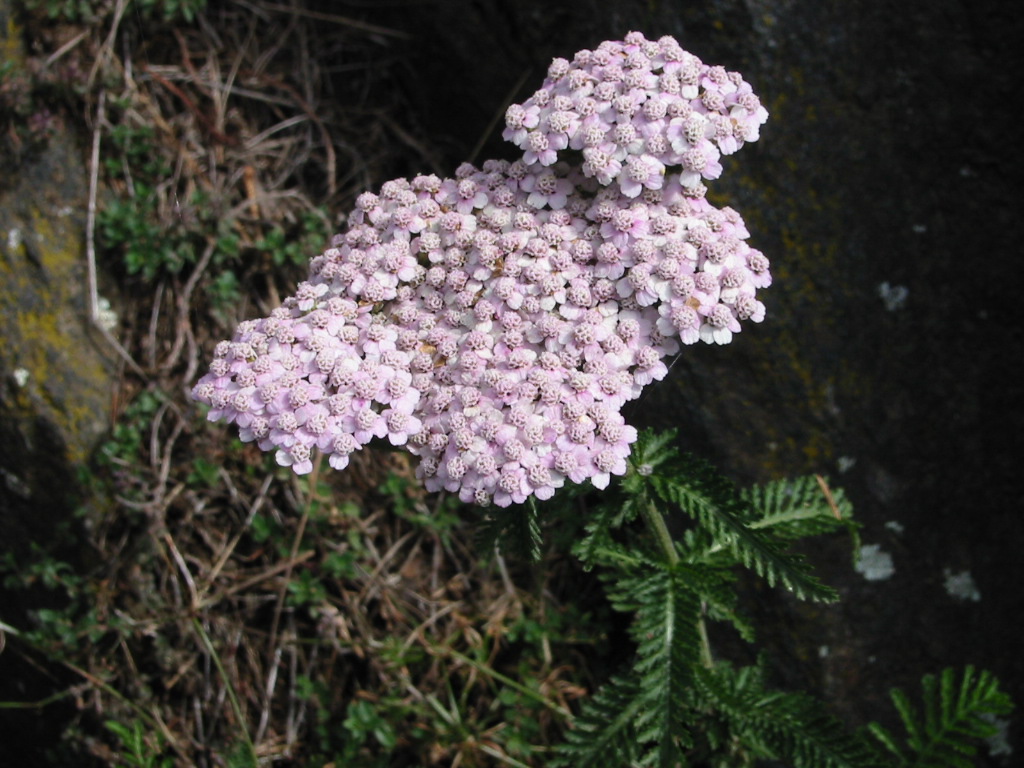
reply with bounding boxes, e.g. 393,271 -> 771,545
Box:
639,499 -> 679,567
639,499 -> 714,667
697,602 -> 714,668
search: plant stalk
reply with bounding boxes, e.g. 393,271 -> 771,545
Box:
639,499 -> 714,667
639,499 -> 679,567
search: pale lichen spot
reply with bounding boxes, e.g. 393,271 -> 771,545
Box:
837,455 -> 856,473
96,296 -> 119,332
878,282 -> 908,311
983,715 -> 1012,757
943,568 -> 981,602
854,544 -> 895,581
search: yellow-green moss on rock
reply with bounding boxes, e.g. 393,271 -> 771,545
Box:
1,6 -> 114,550
1,200 -> 112,460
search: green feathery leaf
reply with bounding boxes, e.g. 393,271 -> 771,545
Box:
867,666 -> 1013,768
695,663 -> 878,768
683,563 -> 756,643
623,429 -> 682,487
556,565 -> 703,767
630,435 -> 838,602
573,494 -> 637,570
550,674 -> 643,767
629,567 -> 702,765
742,475 -> 856,542
478,498 -> 543,561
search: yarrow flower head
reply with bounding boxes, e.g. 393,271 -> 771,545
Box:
503,31 -> 767,194
193,32 -> 770,507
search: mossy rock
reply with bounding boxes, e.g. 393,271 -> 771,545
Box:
0,4 -> 113,559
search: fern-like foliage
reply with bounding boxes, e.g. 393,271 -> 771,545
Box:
626,430 -> 839,602
572,491 -> 636,570
621,568 -> 702,764
555,560 -> 702,766
551,429 -> 869,766
694,663 -> 879,768
477,497 -> 543,561
741,474 -> 856,543
867,666 -> 1013,768
551,674 -> 643,767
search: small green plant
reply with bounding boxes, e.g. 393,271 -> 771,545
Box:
869,666 -> 1013,768
105,720 -> 173,768
379,470 -> 463,539
103,122 -> 170,181
343,699 -> 399,752
135,0 -> 208,23
255,208 -> 333,270
286,568 -> 329,610
97,390 -> 163,467
98,118 -> 246,286
23,0 -> 208,23
0,543 -> 109,657
186,456 -> 221,488
100,192 -> 174,278
98,187 -> 227,280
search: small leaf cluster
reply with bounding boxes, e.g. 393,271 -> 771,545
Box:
869,667 -> 1013,768
104,720 -> 173,768
0,59 -> 59,176
22,0 -> 208,24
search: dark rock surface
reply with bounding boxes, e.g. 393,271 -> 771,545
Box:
353,0 -> 1023,755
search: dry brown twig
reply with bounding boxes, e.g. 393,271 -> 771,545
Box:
86,89 -> 148,380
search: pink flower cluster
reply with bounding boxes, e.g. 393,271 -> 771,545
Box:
503,31 -> 768,196
193,32 -> 770,506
